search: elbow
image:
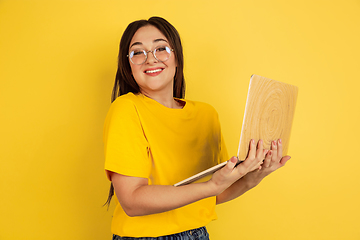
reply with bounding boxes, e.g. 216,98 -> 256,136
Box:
121,204 -> 142,217
121,205 -> 136,217
116,193 -> 145,217
121,202 -> 159,217
124,210 -> 138,217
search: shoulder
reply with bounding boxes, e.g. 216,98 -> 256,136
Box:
109,93 -> 143,113
105,93 -> 145,126
111,92 -> 139,107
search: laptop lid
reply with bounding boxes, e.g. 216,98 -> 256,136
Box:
174,75 -> 298,186
237,74 -> 298,160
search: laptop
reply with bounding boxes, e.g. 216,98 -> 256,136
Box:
174,74 -> 298,187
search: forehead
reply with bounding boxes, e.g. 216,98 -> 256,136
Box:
130,25 -> 169,48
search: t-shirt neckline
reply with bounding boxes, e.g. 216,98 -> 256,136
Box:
137,93 -> 189,112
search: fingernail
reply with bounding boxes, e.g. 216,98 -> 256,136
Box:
252,139 -> 255,144
279,139 -> 282,144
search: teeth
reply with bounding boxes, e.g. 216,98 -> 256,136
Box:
146,69 -> 162,73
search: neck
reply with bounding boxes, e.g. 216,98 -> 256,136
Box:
140,89 -> 183,109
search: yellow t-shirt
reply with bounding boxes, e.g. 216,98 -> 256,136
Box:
103,92 -> 228,237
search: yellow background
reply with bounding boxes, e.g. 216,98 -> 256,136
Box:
1,0 -> 359,239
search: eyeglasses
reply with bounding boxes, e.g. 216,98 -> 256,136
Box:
127,45 -> 174,65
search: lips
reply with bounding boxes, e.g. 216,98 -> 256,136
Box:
144,67 -> 164,75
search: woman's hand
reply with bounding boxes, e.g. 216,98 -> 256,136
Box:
209,139 -> 268,195
242,139 -> 291,189
215,139 -> 291,204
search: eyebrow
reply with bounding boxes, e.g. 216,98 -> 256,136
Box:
129,38 -> 168,48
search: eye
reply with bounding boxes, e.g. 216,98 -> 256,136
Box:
156,46 -> 170,53
132,49 -> 145,56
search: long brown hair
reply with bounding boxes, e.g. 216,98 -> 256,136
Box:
105,17 -> 185,207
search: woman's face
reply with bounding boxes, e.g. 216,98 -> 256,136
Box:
128,25 -> 177,97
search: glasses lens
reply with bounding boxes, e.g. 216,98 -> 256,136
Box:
154,46 -> 171,62
129,49 -> 146,65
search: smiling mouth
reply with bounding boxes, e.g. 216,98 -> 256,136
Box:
145,68 -> 163,74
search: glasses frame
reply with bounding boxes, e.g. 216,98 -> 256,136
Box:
127,46 -> 174,65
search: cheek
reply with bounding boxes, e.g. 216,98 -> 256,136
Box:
130,64 -> 141,77
129,66 -> 144,86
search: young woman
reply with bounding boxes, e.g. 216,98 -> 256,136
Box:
103,16 -> 291,240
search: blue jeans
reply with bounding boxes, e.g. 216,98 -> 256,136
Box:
112,226 -> 209,240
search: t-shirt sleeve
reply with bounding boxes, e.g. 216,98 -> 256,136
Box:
103,98 -> 150,180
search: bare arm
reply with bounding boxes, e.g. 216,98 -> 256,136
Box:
110,172 -> 216,217
110,140 -> 264,217
216,139 -> 291,205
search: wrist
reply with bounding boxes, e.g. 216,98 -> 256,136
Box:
242,175 -> 260,189
205,179 -> 224,197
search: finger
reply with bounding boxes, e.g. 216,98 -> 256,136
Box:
279,155 -> 291,166
247,139 -> 256,160
277,139 -> 283,159
229,156 -> 250,178
256,139 -> 264,159
254,159 -> 264,171
246,139 -> 263,171
263,150 -> 271,168
248,140 -> 264,171
271,140 -> 278,164
223,156 -> 238,174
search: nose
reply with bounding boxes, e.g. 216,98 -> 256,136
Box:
145,50 -> 158,64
